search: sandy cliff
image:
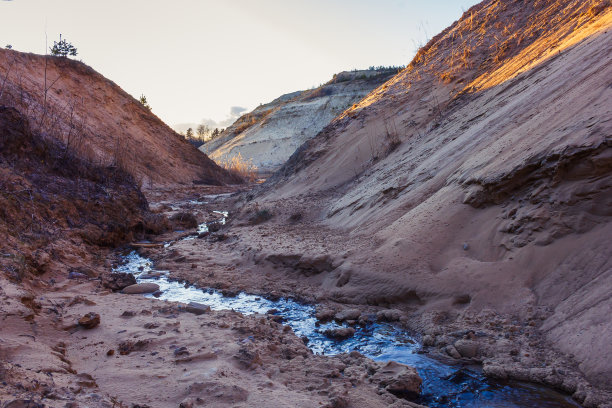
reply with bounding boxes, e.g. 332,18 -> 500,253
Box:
201,69 -> 398,174
240,0 -> 612,404
0,48 -> 240,187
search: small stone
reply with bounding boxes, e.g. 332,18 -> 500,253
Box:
174,346 -> 189,356
106,349 -> 115,356
324,327 -> 356,340
78,312 -> 100,329
334,309 -> 361,322
454,339 -> 479,358
315,307 -> 335,322
422,335 -> 435,347
184,302 -> 211,315
68,271 -> 88,280
122,283 -> 160,294
463,243 -> 470,250
376,309 -> 402,322
445,345 -> 462,359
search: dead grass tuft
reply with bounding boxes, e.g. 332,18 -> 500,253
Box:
216,153 -> 257,182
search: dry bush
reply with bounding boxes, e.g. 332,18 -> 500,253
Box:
216,153 -> 257,182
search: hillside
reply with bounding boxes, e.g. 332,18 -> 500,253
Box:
225,0 -> 612,405
0,48 -> 241,187
201,69 -> 398,174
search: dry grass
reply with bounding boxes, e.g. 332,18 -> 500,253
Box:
215,153 -> 258,182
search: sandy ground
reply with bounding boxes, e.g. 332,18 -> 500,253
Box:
0,185 -> 425,408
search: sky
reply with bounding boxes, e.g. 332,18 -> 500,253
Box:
0,0 -> 479,130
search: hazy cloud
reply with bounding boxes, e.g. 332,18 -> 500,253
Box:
173,106 -> 248,134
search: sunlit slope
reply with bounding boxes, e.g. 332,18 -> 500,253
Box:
0,49 -> 240,186
263,0 -> 612,394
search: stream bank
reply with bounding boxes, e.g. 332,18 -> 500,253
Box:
112,202 -> 582,407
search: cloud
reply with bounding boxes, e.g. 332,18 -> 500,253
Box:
206,106 -> 247,128
173,106 -> 248,134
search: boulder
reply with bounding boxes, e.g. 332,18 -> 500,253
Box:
371,361 -> 422,397
102,272 -> 136,291
122,283 -> 160,294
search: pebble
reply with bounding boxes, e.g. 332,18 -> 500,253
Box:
78,312 -> 100,329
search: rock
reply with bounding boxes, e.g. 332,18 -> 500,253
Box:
4,401 -> 45,408
174,346 -> 189,356
376,309 -> 402,322
68,271 -> 88,280
371,361 -> 422,398
445,345 -> 462,359
422,335 -> 435,347
208,221 -> 222,232
78,312 -> 100,329
335,309 -> 361,322
315,307 -> 336,322
139,272 -> 163,279
184,302 -> 211,315
483,364 -> 508,379
324,327 -> 356,340
102,272 -> 136,291
170,212 -> 198,230
122,283 -> 160,294
454,339 -> 479,358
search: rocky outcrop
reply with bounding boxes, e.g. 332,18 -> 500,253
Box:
201,69 -> 398,174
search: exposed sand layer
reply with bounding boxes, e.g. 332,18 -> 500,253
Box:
201,69 -> 398,173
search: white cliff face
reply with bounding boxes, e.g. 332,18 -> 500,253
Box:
200,69 -> 398,174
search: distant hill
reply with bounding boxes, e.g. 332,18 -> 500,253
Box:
0,48 -> 241,187
200,68 -> 400,174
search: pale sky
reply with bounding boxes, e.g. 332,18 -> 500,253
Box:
0,0 -> 479,129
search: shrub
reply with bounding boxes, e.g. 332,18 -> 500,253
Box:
215,153 -> 257,182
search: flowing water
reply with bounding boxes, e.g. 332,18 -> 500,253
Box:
114,214 -> 581,407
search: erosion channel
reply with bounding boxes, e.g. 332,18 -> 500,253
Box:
114,212 -> 581,408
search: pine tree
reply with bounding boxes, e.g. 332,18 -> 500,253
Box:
139,94 -> 151,110
50,34 -> 77,57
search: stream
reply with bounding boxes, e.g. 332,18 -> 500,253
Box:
114,214 -> 581,408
